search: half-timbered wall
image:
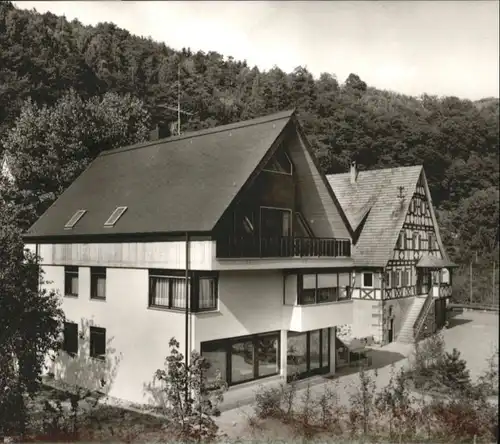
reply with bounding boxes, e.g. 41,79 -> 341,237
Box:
385,174 -> 443,299
351,271 -> 383,300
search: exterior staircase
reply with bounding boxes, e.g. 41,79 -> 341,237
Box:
396,295 -> 429,344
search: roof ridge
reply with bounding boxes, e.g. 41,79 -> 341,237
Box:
327,164 -> 423,178
100,109 -> 296,158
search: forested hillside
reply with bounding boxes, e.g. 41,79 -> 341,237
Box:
0,1 -> 498,267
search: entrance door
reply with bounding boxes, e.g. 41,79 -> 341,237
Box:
388,319 -> 394,343
417,269 -> 431,295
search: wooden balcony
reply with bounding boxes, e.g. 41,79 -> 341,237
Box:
216,236 -> 351,259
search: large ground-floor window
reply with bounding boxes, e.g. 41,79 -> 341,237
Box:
287,328 -> 331,380
201,331 -> 280,386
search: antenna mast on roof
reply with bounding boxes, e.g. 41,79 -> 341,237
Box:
162,56 -> 195,136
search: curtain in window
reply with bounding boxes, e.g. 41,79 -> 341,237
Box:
96,276 -> 106,298
152,277 -> 169,306
199,278 -> 215,309
70,275 -> 78,295
171,278 -> 187,308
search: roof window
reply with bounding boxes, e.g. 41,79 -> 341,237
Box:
104,206 -> 127,227
64,210 -> 87,229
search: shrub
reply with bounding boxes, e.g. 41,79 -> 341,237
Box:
254,374 -> 298,422
437,348 -> 471,393
476,347 -> 499,396
348,365 -> 378,438
148,337 -> 227,443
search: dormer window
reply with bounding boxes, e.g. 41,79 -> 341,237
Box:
104,206 -> 127,227
64,210 -> 86,229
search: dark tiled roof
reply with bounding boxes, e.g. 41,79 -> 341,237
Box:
417,254 -> 458,268
327,166 -> 423,267
25,110 -> 295,238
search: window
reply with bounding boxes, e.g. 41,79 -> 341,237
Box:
301,274 -> 317,304
231,339 -> 254,383
441,268 -> 450,284
201,342 -> 227,386
295,212 -> 313,237
263,149 -> 293,175
64,266 -> 79,297
317,273 -> 338,303
104,206 -> 127,227
256,333 -> 279,378
89,326 -> 106,360
260,208 -> 292,238
362,272 -> 373,288
148,270 -> 218,312
298,272 -> 350,304
428,233 -> 435,251
63,322 -> 78,356
90,267 -> 106,300
243,216 -> 254,234
413,233 -> 420,250
287,329 -> 330,378
196,276 -> 218,311
64,210 -> 86,229
401,269 -> 410,287
391,270 -> 400,287
420,199 -> 426,215
149,271 -> 189,309
201,331 -> 280,386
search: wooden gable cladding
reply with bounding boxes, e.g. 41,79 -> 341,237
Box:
290,127 -> 351,240
218,122 -> 352,241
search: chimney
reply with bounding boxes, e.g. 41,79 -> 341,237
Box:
350,161 -> 357,184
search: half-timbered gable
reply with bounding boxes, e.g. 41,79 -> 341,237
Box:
327,164 -> 456,344
385,171 -> 453,300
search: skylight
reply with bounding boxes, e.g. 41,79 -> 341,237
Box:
104,206 -> 128,227
64,210 -> 87,229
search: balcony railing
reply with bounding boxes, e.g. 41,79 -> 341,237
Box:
216,236 -> 351,259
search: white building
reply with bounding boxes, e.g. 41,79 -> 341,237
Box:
24,109 -> 454,405
24,110 -> 355,404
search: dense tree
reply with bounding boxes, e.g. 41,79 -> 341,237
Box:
1,89 -> 151,229
0,1 -> 498,264
0,207 -> 65,436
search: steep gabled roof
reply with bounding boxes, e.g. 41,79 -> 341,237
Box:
327,165 -> 423,267
25,110 -> 296,239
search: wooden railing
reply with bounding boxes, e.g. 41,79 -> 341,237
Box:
216,236 -> 351,259
413,289 -> 434,341
439,284 -> 452,298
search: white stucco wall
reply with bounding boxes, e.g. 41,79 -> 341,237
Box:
194,270 -> 285,348
42,265 -> 187,404
351,299 -> 383,343
41,265 -> 346,404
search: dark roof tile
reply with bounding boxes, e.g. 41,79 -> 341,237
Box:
26,110 -> 295,238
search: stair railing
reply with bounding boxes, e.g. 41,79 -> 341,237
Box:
413,289 -> 434,341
